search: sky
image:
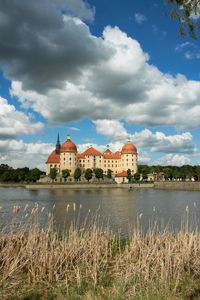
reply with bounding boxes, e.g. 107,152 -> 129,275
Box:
0,0 -> 200,170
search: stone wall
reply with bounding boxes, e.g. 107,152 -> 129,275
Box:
154,181 -> 200,191
26,183 -> 154,190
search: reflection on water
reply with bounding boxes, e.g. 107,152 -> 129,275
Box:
0,187 -> 200,235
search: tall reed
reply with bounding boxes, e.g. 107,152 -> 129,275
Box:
1,206 -> 200,299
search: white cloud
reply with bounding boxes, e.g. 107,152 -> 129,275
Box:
93,120 -> 197,155
0,139 -> 53,170
0,96 -> 44,139
93,120 -> 128,141
134,13 -> 147,24
0,2 -> 199,130
175,42 -> 200,60
155,154 -> 191,166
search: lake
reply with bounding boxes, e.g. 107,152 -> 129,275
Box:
0,187 -> 200,235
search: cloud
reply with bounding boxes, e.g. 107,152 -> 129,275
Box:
154,154 -> 191,166
0,96 -> 43,139
93,120 -> 128,141
93,120 -> 197,155
0,1 -> 104,93
132,129 -> 196,154
68,127 -> 80,131
60,0 -> 95,21
0,2 -> 200,130
134,13 -> 147,24
175,42 -> 200,60
0,139 -> 53,170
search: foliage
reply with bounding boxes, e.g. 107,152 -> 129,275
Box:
84,168 -> 93,182
74,167 -> 81,181
0,164 -> 44,183
134,172 -> 140,182
62,169 -> 70,179
49,168 -> 57,180
107,169 -> 113,179
94,168 -> 104,181
127,169 -> 132,183
138,164 -> 200,181
166,0 -> 200,38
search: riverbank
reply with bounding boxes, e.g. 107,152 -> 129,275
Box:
1,214 -> 200,300
155,181 -> 200,191
2,181 -> 200,192
25,182 -> 154,189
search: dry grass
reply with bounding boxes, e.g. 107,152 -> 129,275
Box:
1,206 -> 200,299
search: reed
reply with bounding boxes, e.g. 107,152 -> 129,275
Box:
1,207 -> 200,299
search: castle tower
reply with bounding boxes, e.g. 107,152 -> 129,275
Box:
59,134 -> 78,175
121,137 -> 137,175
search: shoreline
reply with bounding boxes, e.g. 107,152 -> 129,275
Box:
1,181 -> 200,191
25,183 -> 154,189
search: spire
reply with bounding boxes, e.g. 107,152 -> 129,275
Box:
127,136 -> 131,144
57,133 -> 60,144
67,133 -> 71,140
55,133 -> 61,155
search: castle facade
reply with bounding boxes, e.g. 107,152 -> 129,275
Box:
46,134 -> 138,177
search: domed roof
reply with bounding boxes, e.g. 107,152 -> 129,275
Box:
60,136 -> 77,153
121,142 -> 137,154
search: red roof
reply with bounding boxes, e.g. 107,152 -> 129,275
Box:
77,153 -> 85,159
103,151 -> 121,159
60,139 -> 77,153
81,147 -> 102,157
121,143 -> 137,154
115,171 -> 127,177
46,150 -> 60,163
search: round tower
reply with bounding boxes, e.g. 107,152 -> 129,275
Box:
121,137 -> 137,175
60,134 -> 78,175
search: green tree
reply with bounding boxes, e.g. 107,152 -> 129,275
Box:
107,169 -> 113,179
127,169 -> 132,183
94,168 -> 104,181
134,172 -> 140,182
74,167 -> 81,181
166,0 -> 200,38
49,168 -> 57,180
29,168 -> 41,182
62,169 -> 70,180
84,168 -> 93,182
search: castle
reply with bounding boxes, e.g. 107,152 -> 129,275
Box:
46,134 -> 138,179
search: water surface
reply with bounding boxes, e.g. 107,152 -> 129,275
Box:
0,187 -> 200,235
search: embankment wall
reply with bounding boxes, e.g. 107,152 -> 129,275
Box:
25,183 -> 154,189
154,181 -> 200,191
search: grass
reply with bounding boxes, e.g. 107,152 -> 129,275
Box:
1,207 -> 200,299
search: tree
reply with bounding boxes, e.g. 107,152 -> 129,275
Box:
107,169 -> 113,179
127,169 -> 132,183
49,168 -> 57,180
29,168 -> 41,182
94,168 -> 104,181
166,0 -> 200,38
62,169 -> 70,180
84,168 -> 93,182
74,167 -> 81,181
134,172 -> 140,182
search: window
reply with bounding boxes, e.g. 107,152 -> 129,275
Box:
69,157 -> 72,161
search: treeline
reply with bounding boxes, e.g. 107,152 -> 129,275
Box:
0,164 -> 45,183
138,165 -> 200,181
50,167 -> 112,182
